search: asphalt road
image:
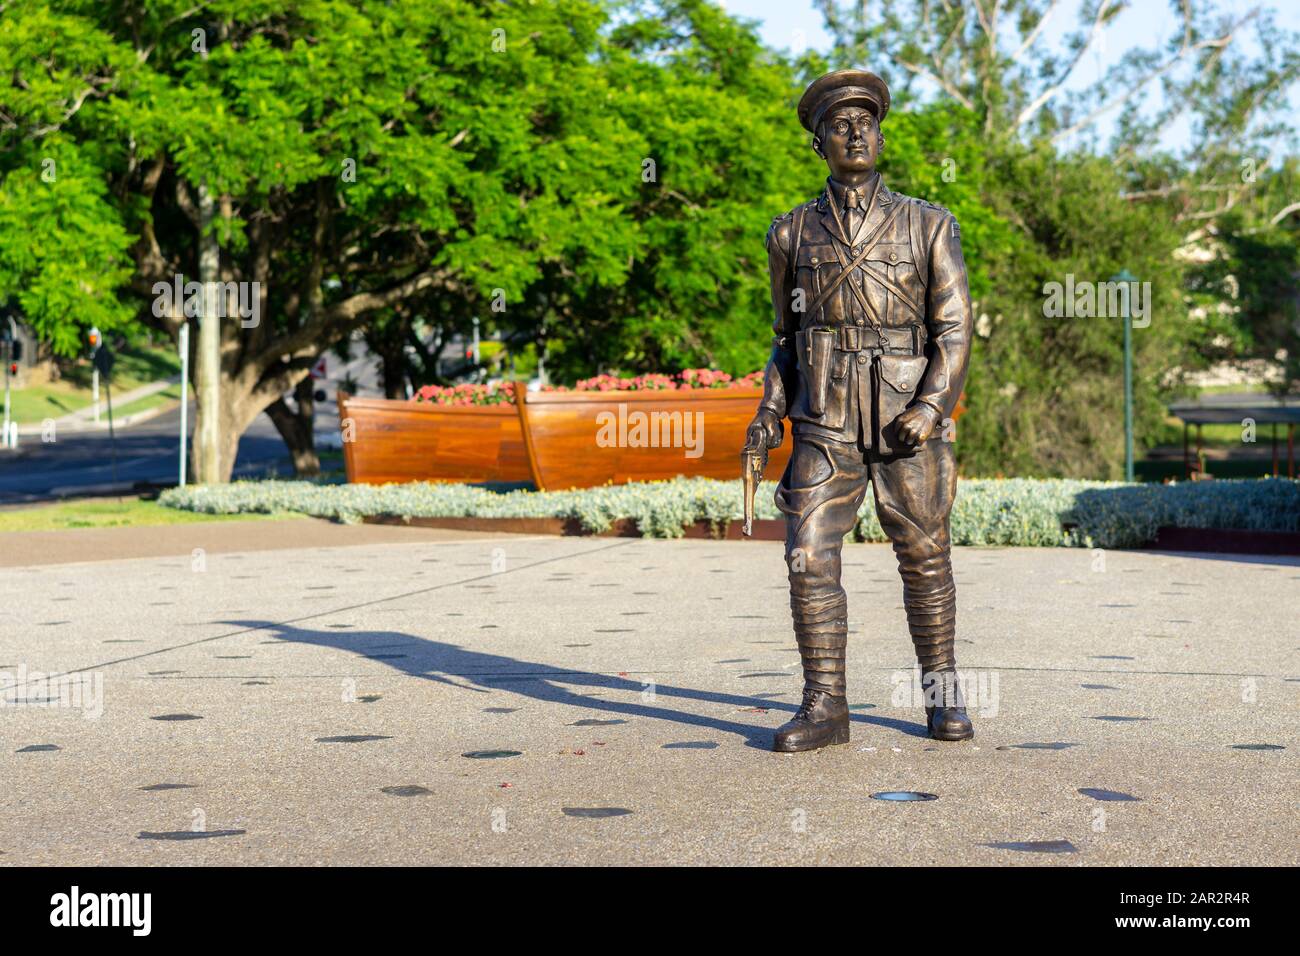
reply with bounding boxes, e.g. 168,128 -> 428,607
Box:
0,346 -> 381,504
0,527 -> 1294,865
0,403 -> 297,504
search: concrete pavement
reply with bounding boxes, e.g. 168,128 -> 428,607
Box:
1,526 -> 1295,865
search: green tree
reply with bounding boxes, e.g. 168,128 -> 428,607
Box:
1,0 -> 659,478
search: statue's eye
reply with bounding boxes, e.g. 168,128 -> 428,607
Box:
834,122 -> 849,134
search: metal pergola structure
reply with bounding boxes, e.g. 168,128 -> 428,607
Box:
1168,396 -> 1300,479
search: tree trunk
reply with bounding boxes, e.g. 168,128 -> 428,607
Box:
264,377 -> 320,478
379,345 -> 408,398
194,179 -> 224,484
189,393 -> 246,484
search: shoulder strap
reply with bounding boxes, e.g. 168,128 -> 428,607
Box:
790,201 -> 808,280
908,198 -> 928,289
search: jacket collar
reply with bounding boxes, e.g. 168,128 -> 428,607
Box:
819,173 -> 890,245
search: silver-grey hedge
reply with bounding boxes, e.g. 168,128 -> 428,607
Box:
159,476 -> 1299,548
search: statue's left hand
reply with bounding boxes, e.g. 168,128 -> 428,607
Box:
895,403 -> 941,445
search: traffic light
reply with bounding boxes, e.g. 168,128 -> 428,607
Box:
88,327 -> 100,351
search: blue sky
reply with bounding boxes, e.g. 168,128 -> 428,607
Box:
722,0 -> 1300,153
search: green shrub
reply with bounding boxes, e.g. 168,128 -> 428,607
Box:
159,476 -> 1300,546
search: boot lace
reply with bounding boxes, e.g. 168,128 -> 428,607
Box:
795,688 -> 822,721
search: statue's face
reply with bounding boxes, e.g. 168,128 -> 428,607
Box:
815,106 -> 881,178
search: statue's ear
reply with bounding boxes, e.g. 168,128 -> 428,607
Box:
877,131 -> 885,152
811,135 -> 826,159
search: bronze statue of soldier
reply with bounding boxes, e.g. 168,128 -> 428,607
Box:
744,70 -> 975,752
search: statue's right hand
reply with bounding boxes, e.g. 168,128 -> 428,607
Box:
746,409 -> 784,451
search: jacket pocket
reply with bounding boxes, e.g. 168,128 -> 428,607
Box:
872,353 -> 929,456
795,244 -> 836,270
862,242 -> 913,268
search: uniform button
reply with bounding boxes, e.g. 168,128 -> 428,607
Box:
888,251 -> 898,263
855,319 -> 864,326
810,257 -> 819,264
856,354 -> 867,364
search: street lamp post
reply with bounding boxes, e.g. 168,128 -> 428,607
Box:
178,322 -> 190,487
1112,269 -> 1138,482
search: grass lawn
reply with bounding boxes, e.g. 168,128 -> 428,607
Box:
112,383 -> 182,420
0,498 -> 305,533
6,344 -> 181,424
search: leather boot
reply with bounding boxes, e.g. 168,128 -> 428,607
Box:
921,668 -> 974,741
773,687 -> 850,752
774,618 -> 849,752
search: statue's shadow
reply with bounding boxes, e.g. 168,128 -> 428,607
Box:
229,620 -> 929,749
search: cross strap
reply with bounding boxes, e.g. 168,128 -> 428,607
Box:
804,197 -> 910,321
856,259 -> 925,321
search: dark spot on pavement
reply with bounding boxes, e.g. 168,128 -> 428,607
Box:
981,840 -> 1077,854
151,714 -> 203,721
140,783 -> 195,792
138,830 -> 246,841
463,750 -> 521,759
996,742 -> 1078,751
16,744 -> 60,753
381,785 -> 432,797
569,719 -> 626,726
1078,788 -> 1141,802
663,741 -> 719,749
1231,743 -> 1285,751
562,807 -> 632,818
317,735 -> 392,743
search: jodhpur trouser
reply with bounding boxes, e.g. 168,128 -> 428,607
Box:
774,432 -> 959,697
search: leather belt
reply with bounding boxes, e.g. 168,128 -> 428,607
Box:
814,324 -> 925,353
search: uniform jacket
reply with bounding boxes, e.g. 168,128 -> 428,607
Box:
758,173 -> 973,445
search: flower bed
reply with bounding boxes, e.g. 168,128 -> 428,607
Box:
160,476 -> 1300,547
411,369 -> 764,406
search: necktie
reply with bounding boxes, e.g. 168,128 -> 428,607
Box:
844,189 -> 863,242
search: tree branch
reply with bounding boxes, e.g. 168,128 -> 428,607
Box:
1015,0 -> 1114,129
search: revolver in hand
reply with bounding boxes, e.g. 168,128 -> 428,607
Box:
741,411 -> 782,537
